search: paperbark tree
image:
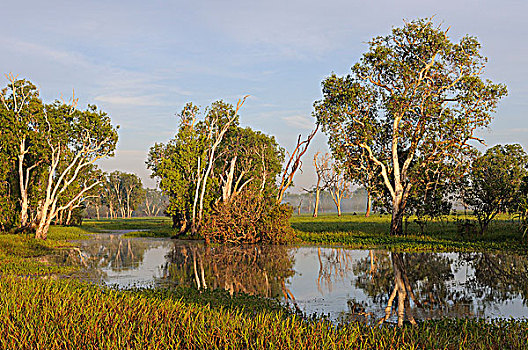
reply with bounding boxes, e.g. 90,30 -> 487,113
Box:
142,188 -> 167,217
314,18 -> 507,235
0,74 -> 45,229
149,98 -> 287,241
324,164 -> 351,217
311,152 -> 331,217
192,97 -> 248,233
35,101 -> 117,239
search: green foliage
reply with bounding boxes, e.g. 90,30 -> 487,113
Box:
463,144 -> 528,234
148,100 -> 286,242
314,18 -> 507,235
0,76 -> 118,237
147,102 -> 214,232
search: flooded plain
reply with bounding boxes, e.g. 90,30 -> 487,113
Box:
71,233 -> 528,323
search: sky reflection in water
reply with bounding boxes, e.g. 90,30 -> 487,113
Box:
74,234 -> 528,323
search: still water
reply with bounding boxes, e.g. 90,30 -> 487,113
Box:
73,233 -> 528,323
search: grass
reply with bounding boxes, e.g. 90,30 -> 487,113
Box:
83,213 -> 528,253
1,216 -> 528,348
290,213 -> 528,253
0,225 -> 97,276
82,217 -> 176,237
1,276 -> 527,349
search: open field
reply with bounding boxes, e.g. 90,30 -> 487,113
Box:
291,213 -> 528,253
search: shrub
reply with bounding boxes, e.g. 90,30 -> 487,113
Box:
202,190 -> 295,244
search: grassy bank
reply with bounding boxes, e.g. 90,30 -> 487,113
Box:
291,213 -> 528,253
0,226 -> 95,276
1,276 -> 527,349
82,217 -> 174,237
82,213 -> 528,253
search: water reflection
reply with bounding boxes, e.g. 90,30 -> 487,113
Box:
161,243 -> 296,299
73,234 -> 528,322
346,251 -> 476,325
74,234 -> 172,287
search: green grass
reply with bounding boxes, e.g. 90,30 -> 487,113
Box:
0,225 -> 96,276
82,214 -> 528,253
291,213 -> 528,253
1,276 -> 527,349
83,217 -> 176,237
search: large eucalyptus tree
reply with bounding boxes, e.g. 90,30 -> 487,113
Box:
314,18 -> 507,235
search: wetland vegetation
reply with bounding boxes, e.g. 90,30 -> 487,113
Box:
2,217 -> 528,349
2,17 -> 528,349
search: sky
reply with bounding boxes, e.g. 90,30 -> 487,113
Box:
2,0 -> 527,190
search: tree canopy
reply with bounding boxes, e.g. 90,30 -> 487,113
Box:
314,18 -> 507,234
147,100 -> 290,242
0,75 -> 118,238
463,144 -> 528,234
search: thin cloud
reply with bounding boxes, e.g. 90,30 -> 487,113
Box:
94,94 -> 172,107
282,114 -> 315,130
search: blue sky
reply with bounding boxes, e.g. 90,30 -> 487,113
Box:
2,0 -> 527,189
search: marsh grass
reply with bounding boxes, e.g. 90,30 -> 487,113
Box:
1,276 -> 527,349
0,226 -> 95,276
83,217 -> 176,237
1,218 -> 528,348
291,213 -> 528,253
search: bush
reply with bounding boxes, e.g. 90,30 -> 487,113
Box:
202,190 -> 295,244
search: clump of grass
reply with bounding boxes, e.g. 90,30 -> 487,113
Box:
1,277 -> 527,349
134,286 -> 293,317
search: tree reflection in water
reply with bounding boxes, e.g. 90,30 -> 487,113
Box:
79,234 -> 149,271
161,243 -> 296,300
69,237 -> 528,323
462,252 -> 528,303
317,247 -> 355,294
349,252 -> 479,325
70,234 -> 152,283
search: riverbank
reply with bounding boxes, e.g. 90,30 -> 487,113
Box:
2,221 -> 528,349
292,213 -> 528,253
82,214 -> 528,253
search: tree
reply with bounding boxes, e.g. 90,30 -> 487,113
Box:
276,126 -> 318,204
0,74 -> 46,229
314,18 -> 507,235
141,188 -> 168,217
55,165 -> 101,225
120,173 -> 144,218
406,161 -> 454,234
147,102 -> 230,234
0,75 -> 118,237
463,144 -> 528,234
34,101 -> 117,239
311,152 -> 331,217
323,163 -> 351,217
0,111 -> 16,230
148,98 -> 288,242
